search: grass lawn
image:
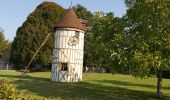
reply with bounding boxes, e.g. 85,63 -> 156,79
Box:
0,72 -> 170,100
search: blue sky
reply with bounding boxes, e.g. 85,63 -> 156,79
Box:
0,0 -> 127,42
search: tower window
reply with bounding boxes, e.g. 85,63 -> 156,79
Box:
61,63 -> 68,71
75,31 -> 79,38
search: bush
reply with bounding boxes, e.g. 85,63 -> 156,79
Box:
0,79 -> 33,100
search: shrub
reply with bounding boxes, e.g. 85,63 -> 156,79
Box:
0,79 -> 33,100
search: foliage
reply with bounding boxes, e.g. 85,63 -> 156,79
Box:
0,29 -> 8,58
86,12 -> 124,68
10,2 -> 65,69
73,5 -> 125,71
0,72 -> 170,99
115,0 -> 170,78
113,0 -> 170,97
0,79 -> 32,100
73,4 -> 93,22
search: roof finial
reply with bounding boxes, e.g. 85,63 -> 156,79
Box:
70,1 -> 73,8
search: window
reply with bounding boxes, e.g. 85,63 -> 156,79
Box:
75,31 -> 79,38
61,63 -> 68,71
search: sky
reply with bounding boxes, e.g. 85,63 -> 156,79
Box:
0,0 -> 127,42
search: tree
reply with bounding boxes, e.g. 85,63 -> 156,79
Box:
73,5 -> 125,71
114,0 -> 170,97
0,29 -> 8,58
87,12 -> 124,69
10,2 -> 65,69
73,4 -> 93,20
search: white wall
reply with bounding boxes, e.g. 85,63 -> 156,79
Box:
51,28 -> 84,82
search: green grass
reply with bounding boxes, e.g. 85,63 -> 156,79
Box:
0,72 -> 170,100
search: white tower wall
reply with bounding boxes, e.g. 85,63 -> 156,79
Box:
51,28 -> 84,82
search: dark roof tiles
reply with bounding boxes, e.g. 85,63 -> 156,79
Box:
55,9 -> 86,31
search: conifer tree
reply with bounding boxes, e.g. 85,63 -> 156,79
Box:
10,2 -> 65,69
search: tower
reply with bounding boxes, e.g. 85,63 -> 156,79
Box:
51,9 -> 86,82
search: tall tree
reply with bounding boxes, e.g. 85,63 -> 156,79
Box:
10,2 -> 65,69
114,0 -> 170,97
0,29 -> 8,58
87,12 -> 124,68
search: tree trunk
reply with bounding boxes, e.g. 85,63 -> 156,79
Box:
157,69 -> 162,98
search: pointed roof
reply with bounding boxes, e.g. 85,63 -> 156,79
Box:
55,9 -> 86,31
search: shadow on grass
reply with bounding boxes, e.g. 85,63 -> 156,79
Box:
0,74 -> 169,100
96,80 -> 170,90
